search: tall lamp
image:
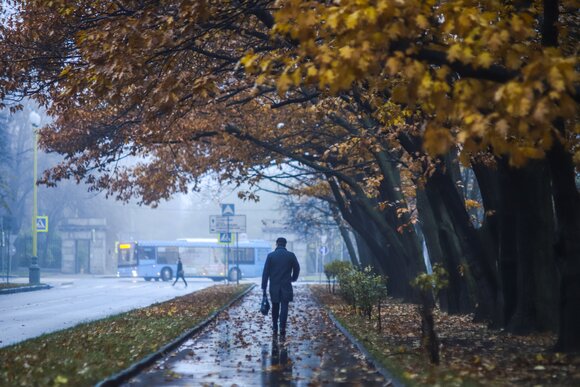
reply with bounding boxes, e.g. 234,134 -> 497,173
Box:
29,110 -> 41,285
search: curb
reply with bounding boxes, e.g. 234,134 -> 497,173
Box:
95,283 -> 256,387
0,284 -> 52,295
310,288 -> 405,387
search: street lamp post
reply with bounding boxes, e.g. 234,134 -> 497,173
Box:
29,111 -> 41,285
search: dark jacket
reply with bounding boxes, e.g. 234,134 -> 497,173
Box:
177,260 -> 183,274
262,246 -> 300,303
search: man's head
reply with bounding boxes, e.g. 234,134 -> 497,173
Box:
276,237 -> 287,247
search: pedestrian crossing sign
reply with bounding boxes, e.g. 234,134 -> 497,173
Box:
36,216 -> 48,233
219,232 -> 233,244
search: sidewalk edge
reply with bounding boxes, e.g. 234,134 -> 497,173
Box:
310,287 -> 406,387
95,283 -> 256,387
0,284 -> 52,295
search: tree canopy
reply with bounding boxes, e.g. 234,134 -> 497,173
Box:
1,0 -> 579,352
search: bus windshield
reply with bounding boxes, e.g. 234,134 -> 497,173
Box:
117,243 -> 136,266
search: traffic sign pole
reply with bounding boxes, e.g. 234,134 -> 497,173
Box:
220,204 -> 235,283
226,215 -> 230,282
30,113 -> 41,285
32,132 -> 37,258
235,231 -> 239,285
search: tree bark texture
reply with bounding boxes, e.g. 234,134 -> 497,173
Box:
547,142 -> 580,352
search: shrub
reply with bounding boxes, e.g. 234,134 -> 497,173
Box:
411,263 -> 449,365
333,265 -> 388,329
324,260 -> 352,293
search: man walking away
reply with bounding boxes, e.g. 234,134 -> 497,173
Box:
262,237 -> 300,340
172,256 -> 187,287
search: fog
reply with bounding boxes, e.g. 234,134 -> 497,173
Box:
1,101 -> 337,277
108,181 -> 287,244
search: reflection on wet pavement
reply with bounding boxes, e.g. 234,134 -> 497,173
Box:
127,286 -> 390,386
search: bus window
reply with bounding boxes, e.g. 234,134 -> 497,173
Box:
213,248 -> 223,264
177,246 -> 224,276
158,246 -> 179,264
256,248 -> 269,262
179,246 -> 213,265
137,246 -> 156,261
232,248 -> 255,264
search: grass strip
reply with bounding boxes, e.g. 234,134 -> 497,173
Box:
0,283 -> 31,290
0,283 -> 251,386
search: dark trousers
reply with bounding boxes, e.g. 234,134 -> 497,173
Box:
271,301 -> 289,334
172,273 -> 187,286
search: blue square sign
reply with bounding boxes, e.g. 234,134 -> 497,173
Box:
221,203 -> 235,216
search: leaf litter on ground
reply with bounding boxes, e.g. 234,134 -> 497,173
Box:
310,285 -> 580,386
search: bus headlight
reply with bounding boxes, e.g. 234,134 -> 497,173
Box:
131,270 -> 137,277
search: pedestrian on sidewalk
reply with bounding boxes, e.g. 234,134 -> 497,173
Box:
261,237 -> 300,339
172,257 -> 187,287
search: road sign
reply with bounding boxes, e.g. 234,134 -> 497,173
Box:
221,203 -> 235,216
209,215 -> 247,233
219,232 -> 233,244
36,216 -> 48,233
319,246 -> 329,256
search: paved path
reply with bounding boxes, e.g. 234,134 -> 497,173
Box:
127,285 -> 391,386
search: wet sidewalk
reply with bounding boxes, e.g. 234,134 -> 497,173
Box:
127,285 -> 391,386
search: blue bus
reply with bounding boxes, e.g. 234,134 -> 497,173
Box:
116,239 -> 271,282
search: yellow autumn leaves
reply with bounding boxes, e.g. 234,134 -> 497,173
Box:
243,0 -> 578,168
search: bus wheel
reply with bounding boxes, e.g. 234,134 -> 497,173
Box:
161,267 -> 173,282
144,277 -> 152,282
228,268 -> 241,282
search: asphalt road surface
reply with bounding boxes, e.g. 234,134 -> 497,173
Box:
0,276 -> 221,348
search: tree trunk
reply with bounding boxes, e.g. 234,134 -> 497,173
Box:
353,232 -> 374,268
330,204 -> 360,267
328,177 -> 417,298
474,159 -> 560,332
471,161 -> 502,324
419,291 -> 440,364
547,142 -> 580,352
417,188 -> 472,313
539,0 -> 580,351
496,160 -> 519,328
422,163 -> 494,315
399,135 -> 495,317
504,160 -> 559,333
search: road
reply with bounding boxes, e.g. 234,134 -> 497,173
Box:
0,276 -> 220,348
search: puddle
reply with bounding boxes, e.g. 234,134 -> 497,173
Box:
127,286 -> 390,386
